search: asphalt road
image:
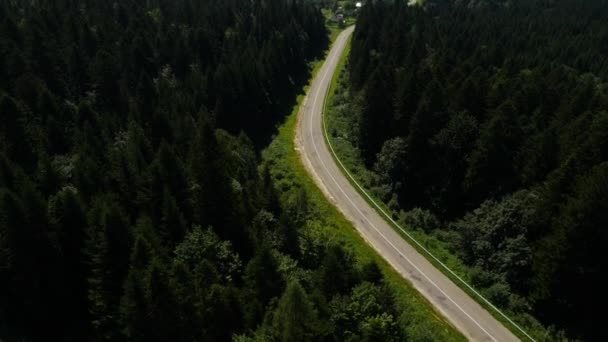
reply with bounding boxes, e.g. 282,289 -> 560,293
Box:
296,26 -> 520,342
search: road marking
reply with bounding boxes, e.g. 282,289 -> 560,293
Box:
304,29 -> 499,342
315,28 -> 536,342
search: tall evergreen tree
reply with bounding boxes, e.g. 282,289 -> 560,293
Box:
272,281 -> 322,342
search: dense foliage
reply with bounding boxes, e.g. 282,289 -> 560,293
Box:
0,1 -> 432,341
336,0 -> 608,340
0,0 -> 327,148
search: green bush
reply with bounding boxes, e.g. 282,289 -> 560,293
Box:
399,208 -> 441,233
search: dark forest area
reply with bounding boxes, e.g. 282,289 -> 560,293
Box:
338,0 -> 608,340
0,1 -> 421,341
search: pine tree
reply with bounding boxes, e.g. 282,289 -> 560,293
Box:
47,186 -> 90,336
160,190 -> 187,245
120,267 -> 148,341
85,198 -> 131,340
120,232 -> 156,341
0,95 -> 35,171
189,114 -> 222,228
143,260 -> 181,341
0,189 -> 26,334
242,243 -> 285,328
464,100 -> 522,204
204,285 -> 244,341
318,244 -> 360,297
272,281 -> 322,342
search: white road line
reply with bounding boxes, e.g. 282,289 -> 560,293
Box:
304,30 -> 498,342
318,29 -> 536,342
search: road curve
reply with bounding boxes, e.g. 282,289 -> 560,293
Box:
296,26 -> 519,342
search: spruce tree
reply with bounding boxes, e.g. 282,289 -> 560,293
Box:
272,281 -> 322,342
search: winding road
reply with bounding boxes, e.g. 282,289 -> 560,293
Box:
296,26 -> 520,342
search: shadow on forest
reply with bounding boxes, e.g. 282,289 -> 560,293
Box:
239,37 -> 329,152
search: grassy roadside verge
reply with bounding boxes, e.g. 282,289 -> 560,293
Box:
261,29 -> 465,341
323,36 -> 552,342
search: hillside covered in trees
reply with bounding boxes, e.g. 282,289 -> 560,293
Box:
329,0 -> 608,340
0,0 -> 450,341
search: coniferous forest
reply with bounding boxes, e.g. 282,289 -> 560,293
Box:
0,1 -> 431,341
329,0 -> 608,340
